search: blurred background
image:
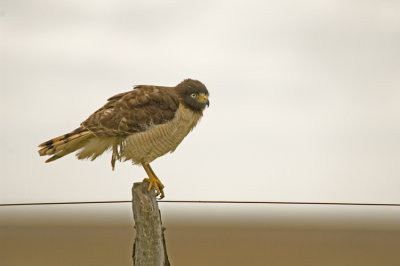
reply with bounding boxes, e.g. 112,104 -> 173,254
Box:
1,0 -> 400,265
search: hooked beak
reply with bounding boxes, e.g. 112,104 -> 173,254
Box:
199,94 -> 210,107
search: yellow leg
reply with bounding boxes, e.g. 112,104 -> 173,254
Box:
142,163 -> 165,199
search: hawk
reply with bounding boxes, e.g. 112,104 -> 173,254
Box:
38,79 -> 209,198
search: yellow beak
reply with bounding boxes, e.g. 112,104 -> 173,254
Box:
198,94 -> 210,106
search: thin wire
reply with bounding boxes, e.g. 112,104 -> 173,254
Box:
1,200 -> 400,207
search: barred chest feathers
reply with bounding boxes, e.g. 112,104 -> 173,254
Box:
121,104 -> 203,164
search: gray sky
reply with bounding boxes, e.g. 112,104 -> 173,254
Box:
1,0 -> 400,215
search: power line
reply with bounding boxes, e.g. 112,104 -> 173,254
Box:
1,200 -> 400,207
0,201 -> 129,207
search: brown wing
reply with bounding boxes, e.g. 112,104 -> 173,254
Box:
82,86 -> 180,137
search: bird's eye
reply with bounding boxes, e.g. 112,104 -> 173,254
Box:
190,93 -> 197,98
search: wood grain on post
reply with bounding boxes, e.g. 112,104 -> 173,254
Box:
132,182 -> 170,266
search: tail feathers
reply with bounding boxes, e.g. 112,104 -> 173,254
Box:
38,127 -> 94,163
76,137 -> 117,161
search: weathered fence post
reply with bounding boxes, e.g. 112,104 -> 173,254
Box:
132,182 -> 170,266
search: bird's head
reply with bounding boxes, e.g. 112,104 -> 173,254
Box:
176,79 -> 209,112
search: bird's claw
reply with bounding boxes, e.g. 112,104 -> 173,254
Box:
143,177 -> 165,199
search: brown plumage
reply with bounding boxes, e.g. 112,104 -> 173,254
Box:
38,79 -> 209,198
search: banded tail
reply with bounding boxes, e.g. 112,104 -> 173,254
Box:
38,127 -> 94,163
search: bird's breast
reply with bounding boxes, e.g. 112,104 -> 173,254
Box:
122,104 -> 202,164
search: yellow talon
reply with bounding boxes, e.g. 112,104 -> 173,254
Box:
142,163 -> 165,199
143,177 -> 165,198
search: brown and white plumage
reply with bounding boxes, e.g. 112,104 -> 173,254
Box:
38,79 -> 210,198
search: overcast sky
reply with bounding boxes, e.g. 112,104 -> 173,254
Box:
1,0 -> 400,217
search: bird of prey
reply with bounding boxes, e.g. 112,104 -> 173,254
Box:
38,79 -> 209,198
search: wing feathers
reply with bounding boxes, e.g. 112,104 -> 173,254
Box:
82,86 -> 180,137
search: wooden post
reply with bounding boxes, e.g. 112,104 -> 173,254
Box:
132,182 -> 170,266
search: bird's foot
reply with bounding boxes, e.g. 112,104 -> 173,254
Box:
143,176 -> 165,199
